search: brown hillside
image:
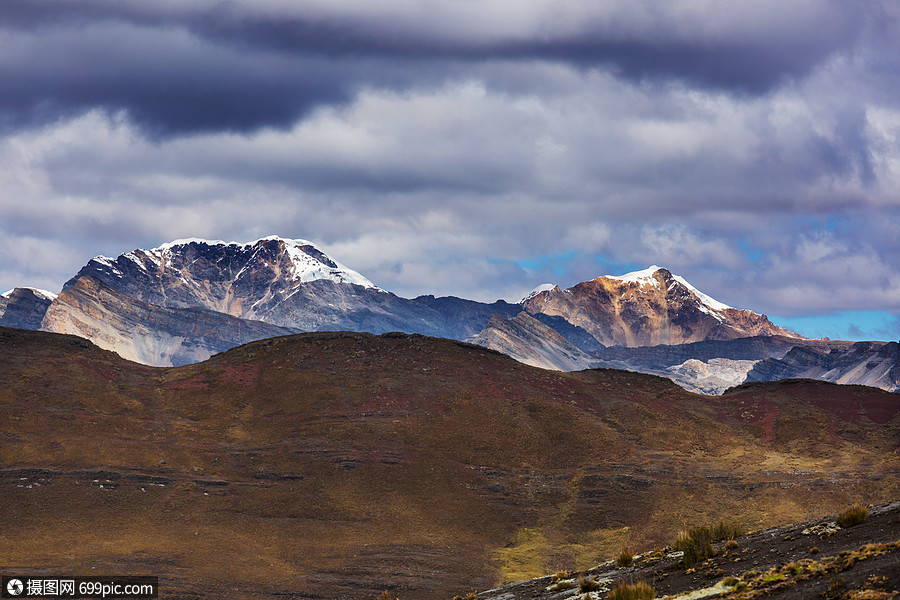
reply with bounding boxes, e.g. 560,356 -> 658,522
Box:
0,327 -> 897,599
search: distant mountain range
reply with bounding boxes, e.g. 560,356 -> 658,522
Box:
1,236 -> 897,393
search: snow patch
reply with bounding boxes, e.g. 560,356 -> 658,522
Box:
26,288 -> 58,301
521,283 -> 556,302
157,237 -> 233,250
282,239 -> 377,289
149,236 -> 380,290
607,265 -> 663,285
671,274 -> 732,311
91,255 -> 124,276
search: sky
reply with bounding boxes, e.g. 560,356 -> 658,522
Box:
1,1 -> 899,342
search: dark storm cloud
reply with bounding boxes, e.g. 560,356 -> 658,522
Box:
0,0 -> 875,135
0,22 -> 394,135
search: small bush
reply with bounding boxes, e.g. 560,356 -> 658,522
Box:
466,593 -> 477,600
607,581 -> 656,600
721,577 -> 740,587
809,546 -> 820,554
379,592 -> 398,600
725,540 -> 739,550
836,504 -> 868,528
675,527 -> 715,567
578,575 -> 601,592
712,521 -> 745,541
618,547 -> 635,567
673,520 -> 744,567
551,570 -> 573,583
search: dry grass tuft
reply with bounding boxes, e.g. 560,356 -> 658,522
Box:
578,574 -> 601,592
836,504 -> 868,528
617,547 -> 635,567
607,581 -> 655,600
674,520 -> 744,567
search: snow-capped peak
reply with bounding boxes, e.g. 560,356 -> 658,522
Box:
670,274 -> 731,311
606,265 -> 664,285
278,238 -> 378,289
606,265 -> 732,312
521,283 -> 556,303
139,236 -> 379,289
1,288 -> 58,301
157,237 -> 232,250
27,288 -> 58,301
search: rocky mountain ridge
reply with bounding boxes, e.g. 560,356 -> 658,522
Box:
521,266 -> 798,347
747,341 -> 900,392
37,237 -> 522,365
4,236 -> 896,392
0,287 -> 56,330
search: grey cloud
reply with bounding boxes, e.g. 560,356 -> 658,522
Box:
0,0 -> 880,135
1,1 -> 900,336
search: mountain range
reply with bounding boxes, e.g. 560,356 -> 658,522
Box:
1,235 -> 897,393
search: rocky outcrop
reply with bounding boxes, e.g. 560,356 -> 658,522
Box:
746,341 -> 900,392
467,312 -> 598,371
0,288 -> 55,330
663,358 -> 759,395
593,335 -> 849,368
522,266 -> 799,347
42,275 -> 296,366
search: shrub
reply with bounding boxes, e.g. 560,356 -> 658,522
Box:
712,521 -> 745,541
618,547 -> 635,567
607,581 -> 656,600
836,504 -> 868,528
551,570 -> 573,583
725,540 -> 739,550
578,575 -> 601,592
379,592 -> 398,600
721,577 -> 740,587
675,527 -> 715,567
809,546 -> 820,554
673,520 -> 744,567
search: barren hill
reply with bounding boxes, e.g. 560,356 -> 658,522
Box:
1,327 -> 897,599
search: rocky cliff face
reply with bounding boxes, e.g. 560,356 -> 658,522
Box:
746,341 -> 900,392
0,288 -> 55,330
42,275 -> 296,366
466,312 -> 598,371
522,266 -> 799,347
